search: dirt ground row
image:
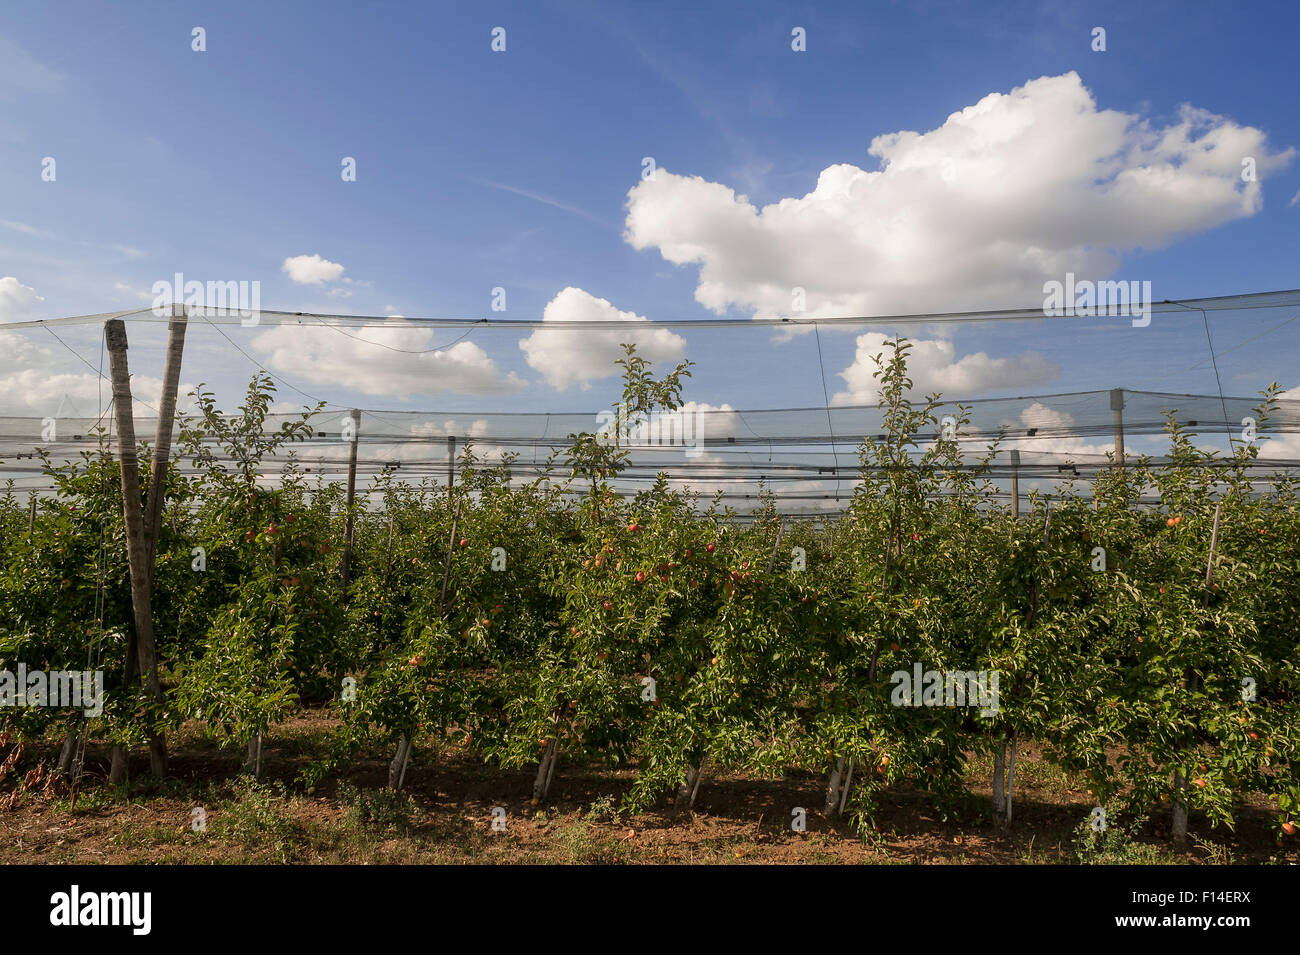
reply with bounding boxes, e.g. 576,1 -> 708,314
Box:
2,710 -> 1295,865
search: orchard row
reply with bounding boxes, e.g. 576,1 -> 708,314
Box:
1,341 -> 1297,839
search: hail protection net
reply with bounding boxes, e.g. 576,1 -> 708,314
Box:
2,290 -> 1299,514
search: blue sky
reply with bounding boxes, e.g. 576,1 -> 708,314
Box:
2,0 -> 1299,459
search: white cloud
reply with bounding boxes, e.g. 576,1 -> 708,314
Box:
0,220 -> 55,240
1290,189 -> 1300,208
998,401 -> 1113,459
519,287 -> 687,391
251,318 -> 524,398
281,254 -> 346,285
1258,385 -> 1300,461
0,276 -> 43,319
624,72 -> 1293,320
833,333 -> 1059,403
409,419 -> 491,440
0,330 -> 195,417
114,281 -> 155,302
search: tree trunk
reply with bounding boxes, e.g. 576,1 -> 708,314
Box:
992,746 -> 1006,815
388,735 -> 412,790
532,738 -> 558,803
825,756 -> 846,816
1005,732 -> 1017,824
675,758 -> 707,812
675,765 -> 699,811
1172,769 -> 1188,843
837,758 -> 854,816
56,730 -> 77,776
109,746 -> 127,784
244,731 -> 264,778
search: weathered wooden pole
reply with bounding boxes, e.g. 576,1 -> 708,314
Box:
144,304 -> 188,575
447,434 -> 456,497
104,319 -> 166,779
341,409 -> 360,588
27,497 -> 36,535
1009,449 -> 1020,519
1110,388 -> 1125,468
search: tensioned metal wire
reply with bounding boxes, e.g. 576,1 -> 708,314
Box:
1,287 -> 1294,329
3,290 -> 1299,512
4,388 -> 1297,509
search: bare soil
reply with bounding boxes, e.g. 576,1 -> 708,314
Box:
2,709 -> 1294,865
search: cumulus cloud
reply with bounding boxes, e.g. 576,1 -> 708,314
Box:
0,276 -> 43,319
1257,385 -> 1300,461
0,330 -> 194,417
998,402 -> 1113,459
832,333 -> 1059,403
251,318 -> 524,398
519,287 -> 686,391
410,419 -> 491,440
281,254 -> 346,285
624,72 -> 1293,320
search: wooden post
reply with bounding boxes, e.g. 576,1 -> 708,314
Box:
144,304 -> 188,576
341,409 -> 360,588
104,319 -> 166,779
1009,450 -> 1020,519
1110,389 -> 1125,468
27,497 -> 35,535
447,434 -> 456,497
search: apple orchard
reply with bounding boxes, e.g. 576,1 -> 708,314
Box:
2,339 -> 1297,845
